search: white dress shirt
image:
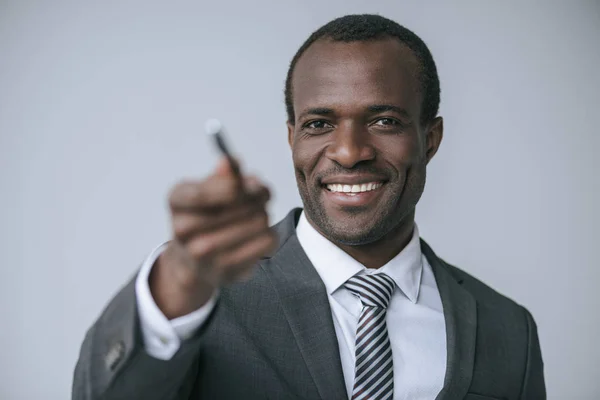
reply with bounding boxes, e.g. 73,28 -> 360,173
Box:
136,211 -> 446,399
295,212 -> 446,399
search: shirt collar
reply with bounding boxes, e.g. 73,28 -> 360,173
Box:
296,211 -> 423,303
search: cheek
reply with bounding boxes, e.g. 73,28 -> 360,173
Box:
375,135 -> 423,167
291,146 -> 308,174
291,146 -> 313,186
292,138 -> 327,177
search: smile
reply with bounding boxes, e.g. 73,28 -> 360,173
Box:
325,182 -> 384,195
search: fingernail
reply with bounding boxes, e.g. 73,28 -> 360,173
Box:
244,178 -> 261,193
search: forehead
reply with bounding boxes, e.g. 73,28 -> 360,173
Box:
292,38 -> 421,115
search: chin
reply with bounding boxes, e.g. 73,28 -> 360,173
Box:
319,211 -> 391,246
300,182 -> 408,245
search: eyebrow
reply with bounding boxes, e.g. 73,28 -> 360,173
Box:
298,105 -> 411,120
368,104 -> 410,118
298,107 -> 335,119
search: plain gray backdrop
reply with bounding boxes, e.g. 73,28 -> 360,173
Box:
1,1 -> 599,399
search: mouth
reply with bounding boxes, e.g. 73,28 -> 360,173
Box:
320,180 -> 387,207
324,181 -> 384,195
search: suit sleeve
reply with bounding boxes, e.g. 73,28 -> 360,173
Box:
136,242 -> 217,360
519,308 -> 546,399
72,274 -> 213,400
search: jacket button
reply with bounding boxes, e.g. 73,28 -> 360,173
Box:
105,340 -> 125,371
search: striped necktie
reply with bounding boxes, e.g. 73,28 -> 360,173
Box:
344,273 -> 396,400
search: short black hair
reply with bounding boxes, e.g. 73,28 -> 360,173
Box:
284,14 -> 440,125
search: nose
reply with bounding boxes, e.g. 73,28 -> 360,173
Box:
325,122 -> 376,168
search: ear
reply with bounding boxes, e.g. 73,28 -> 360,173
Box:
287,121 -> 295,149
425,117 -> 443,164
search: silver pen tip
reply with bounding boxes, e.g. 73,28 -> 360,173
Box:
204,118 -> 222,136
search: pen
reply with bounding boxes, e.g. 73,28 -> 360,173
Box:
204,118 -> 245,191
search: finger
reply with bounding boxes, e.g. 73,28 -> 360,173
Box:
169,176 -> 270,212
214,156 -> 235,177
173,200 -> 268,241
215,230 -> 278,281
213,155 -> 265,199
185,210 -> 271,261
169,177 -> 237,210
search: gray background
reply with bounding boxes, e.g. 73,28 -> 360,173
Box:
1,1 -> 599,399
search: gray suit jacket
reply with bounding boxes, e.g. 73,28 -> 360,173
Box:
73,208 -> 545,400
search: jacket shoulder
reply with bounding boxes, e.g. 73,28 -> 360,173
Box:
432,257 -> 545,396
441,259 -> 527,312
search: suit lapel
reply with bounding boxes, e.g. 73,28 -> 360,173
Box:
263,211 -> 347,400
422,241 -> 477,400
263,210 -> 476,399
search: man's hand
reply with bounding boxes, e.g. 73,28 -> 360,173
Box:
149,158 -> 277,319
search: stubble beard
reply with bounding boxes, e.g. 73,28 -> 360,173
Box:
297,170 -> 425,246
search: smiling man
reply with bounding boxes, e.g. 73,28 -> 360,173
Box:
73,15 -> 546,400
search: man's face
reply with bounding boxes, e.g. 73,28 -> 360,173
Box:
288,37 -> 442,245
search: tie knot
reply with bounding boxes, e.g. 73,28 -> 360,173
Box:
344,273 -> 396,308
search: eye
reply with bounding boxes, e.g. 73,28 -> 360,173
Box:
302,120 -> 334,132
373,118 -> 400,127
370,117 -> 407,133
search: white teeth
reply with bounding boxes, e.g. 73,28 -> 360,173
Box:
326,182 -> 383,193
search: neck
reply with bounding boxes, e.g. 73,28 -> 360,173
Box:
331,211 -> 416,269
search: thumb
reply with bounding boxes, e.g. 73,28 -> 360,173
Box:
214,156 -> 240,177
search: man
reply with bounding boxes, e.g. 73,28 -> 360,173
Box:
73,14 -> 545,400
